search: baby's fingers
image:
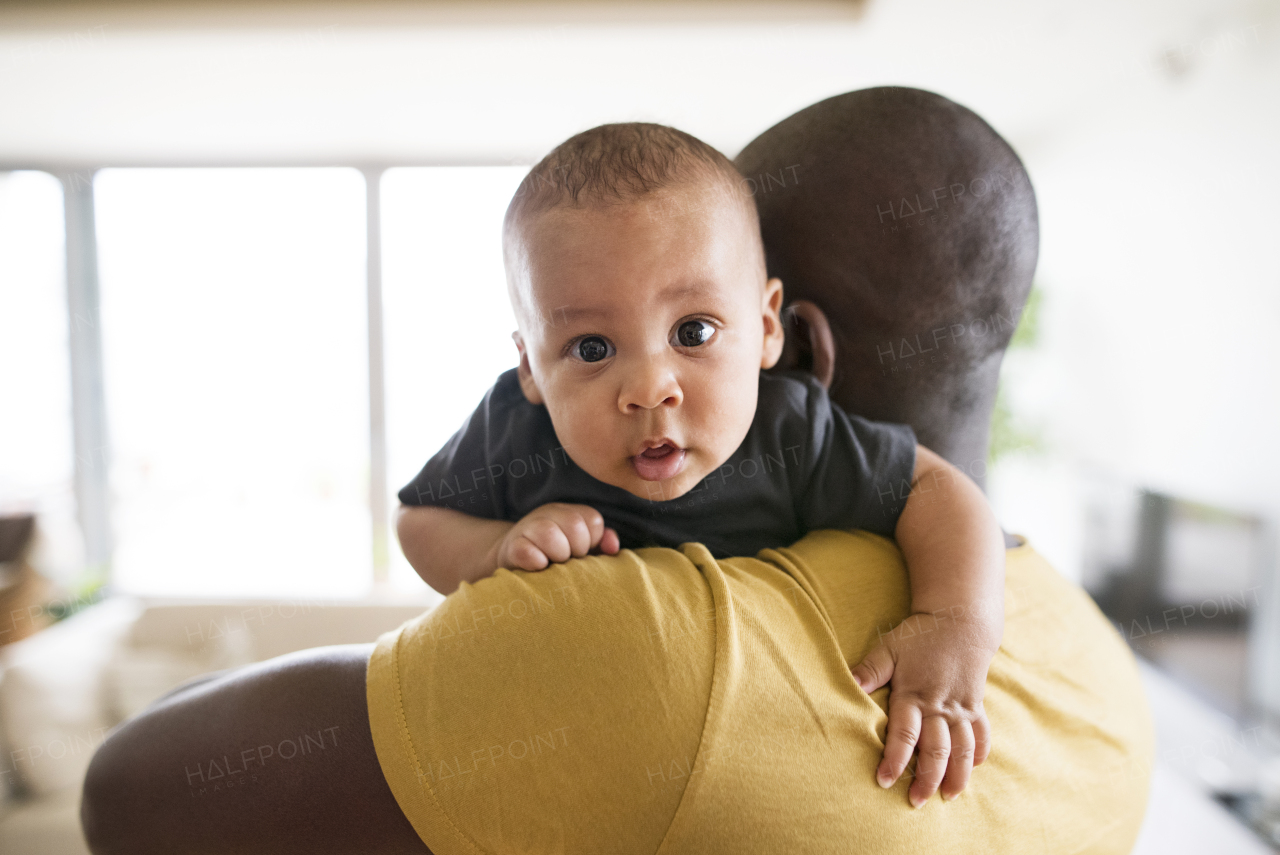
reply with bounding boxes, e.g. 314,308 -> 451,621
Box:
597,527 -> 620,555
558,506 -> 611,557
877,701 -> 920,789
851,643 -> 895,693
553,511 -> 597,558
907,716 -> 950,808
507,537 -> 551,571
939,719 -> 975,801
972,711 -> 991,767
529,520 -> 574,564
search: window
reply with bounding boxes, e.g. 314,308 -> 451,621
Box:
94,168 -> 370,598
0,171 -> 79,582
7,164 -> 530,600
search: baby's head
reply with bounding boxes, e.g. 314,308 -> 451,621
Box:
503,123 -> 785,501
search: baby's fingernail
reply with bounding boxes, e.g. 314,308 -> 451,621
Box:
876,771 -> 892,788
943,791 -> 958,802
909,793 -> 926,809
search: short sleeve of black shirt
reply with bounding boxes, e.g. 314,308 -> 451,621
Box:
780,371 -> 918,536
399,369 -> 917,557
396,371 -> 561,521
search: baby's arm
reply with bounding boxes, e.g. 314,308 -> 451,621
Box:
850,445 -> 1005,807
397,504 -> 620,595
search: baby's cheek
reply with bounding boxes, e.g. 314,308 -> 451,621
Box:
705,377 -> 758,434
557,424 -> 616,480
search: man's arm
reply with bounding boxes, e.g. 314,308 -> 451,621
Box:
81,645 -> 431,855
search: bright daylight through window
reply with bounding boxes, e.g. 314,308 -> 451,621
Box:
0,171 -> 77,582
95,168 -> 369,598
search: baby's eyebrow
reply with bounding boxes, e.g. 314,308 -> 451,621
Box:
537,282 -> 724,327
658,284 -> 708,299
549,304 -> 610,324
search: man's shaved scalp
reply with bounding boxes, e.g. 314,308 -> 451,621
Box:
735,87 -> 1039,473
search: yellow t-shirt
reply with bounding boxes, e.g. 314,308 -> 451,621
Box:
367,531 -> 1153,854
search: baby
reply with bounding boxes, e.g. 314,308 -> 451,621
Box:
397,123 -> 1005,806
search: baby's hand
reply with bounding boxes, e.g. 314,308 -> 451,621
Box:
494,503 -> 620,572
850,613 -> 996,808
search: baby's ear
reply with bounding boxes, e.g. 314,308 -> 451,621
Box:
513,332 -> 545,405
760,277 -> 787,370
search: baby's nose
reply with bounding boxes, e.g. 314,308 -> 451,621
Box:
619,361 -> 682,412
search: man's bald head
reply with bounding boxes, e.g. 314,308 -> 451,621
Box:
735,87 -> 1039,474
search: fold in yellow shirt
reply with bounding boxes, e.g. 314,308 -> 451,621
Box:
368,531 -> 1153,854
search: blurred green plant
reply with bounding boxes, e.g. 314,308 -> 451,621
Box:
48,569 -> 108,622
988,286 -> 1045,467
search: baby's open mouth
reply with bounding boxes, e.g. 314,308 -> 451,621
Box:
632,442 -> 687,483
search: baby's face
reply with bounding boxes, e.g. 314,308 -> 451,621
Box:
510,182 -> 784,501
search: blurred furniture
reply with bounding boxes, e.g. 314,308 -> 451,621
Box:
1084,487 -> 1269,720
0,595 -> 429,853
1082,483 -> 1280,849
0,515 -> 55,648
1132,661 -> 1279,853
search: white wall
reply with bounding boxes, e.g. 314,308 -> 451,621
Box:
991,13 -> 1280,555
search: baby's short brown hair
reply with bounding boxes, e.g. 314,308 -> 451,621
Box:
505,122 -> 751,228
503,122 -> 768,325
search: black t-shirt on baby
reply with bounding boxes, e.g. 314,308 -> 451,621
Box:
399,368 -> 917,559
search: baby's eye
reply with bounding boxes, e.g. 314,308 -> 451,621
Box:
574,336 -> 613,363
674,319 -> 716,348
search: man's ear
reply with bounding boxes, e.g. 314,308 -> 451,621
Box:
759,277 -> 786,370
513,331 -> 545,405
772,299 -> 836,389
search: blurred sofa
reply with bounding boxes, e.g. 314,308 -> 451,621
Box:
0,595 -> 430,854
